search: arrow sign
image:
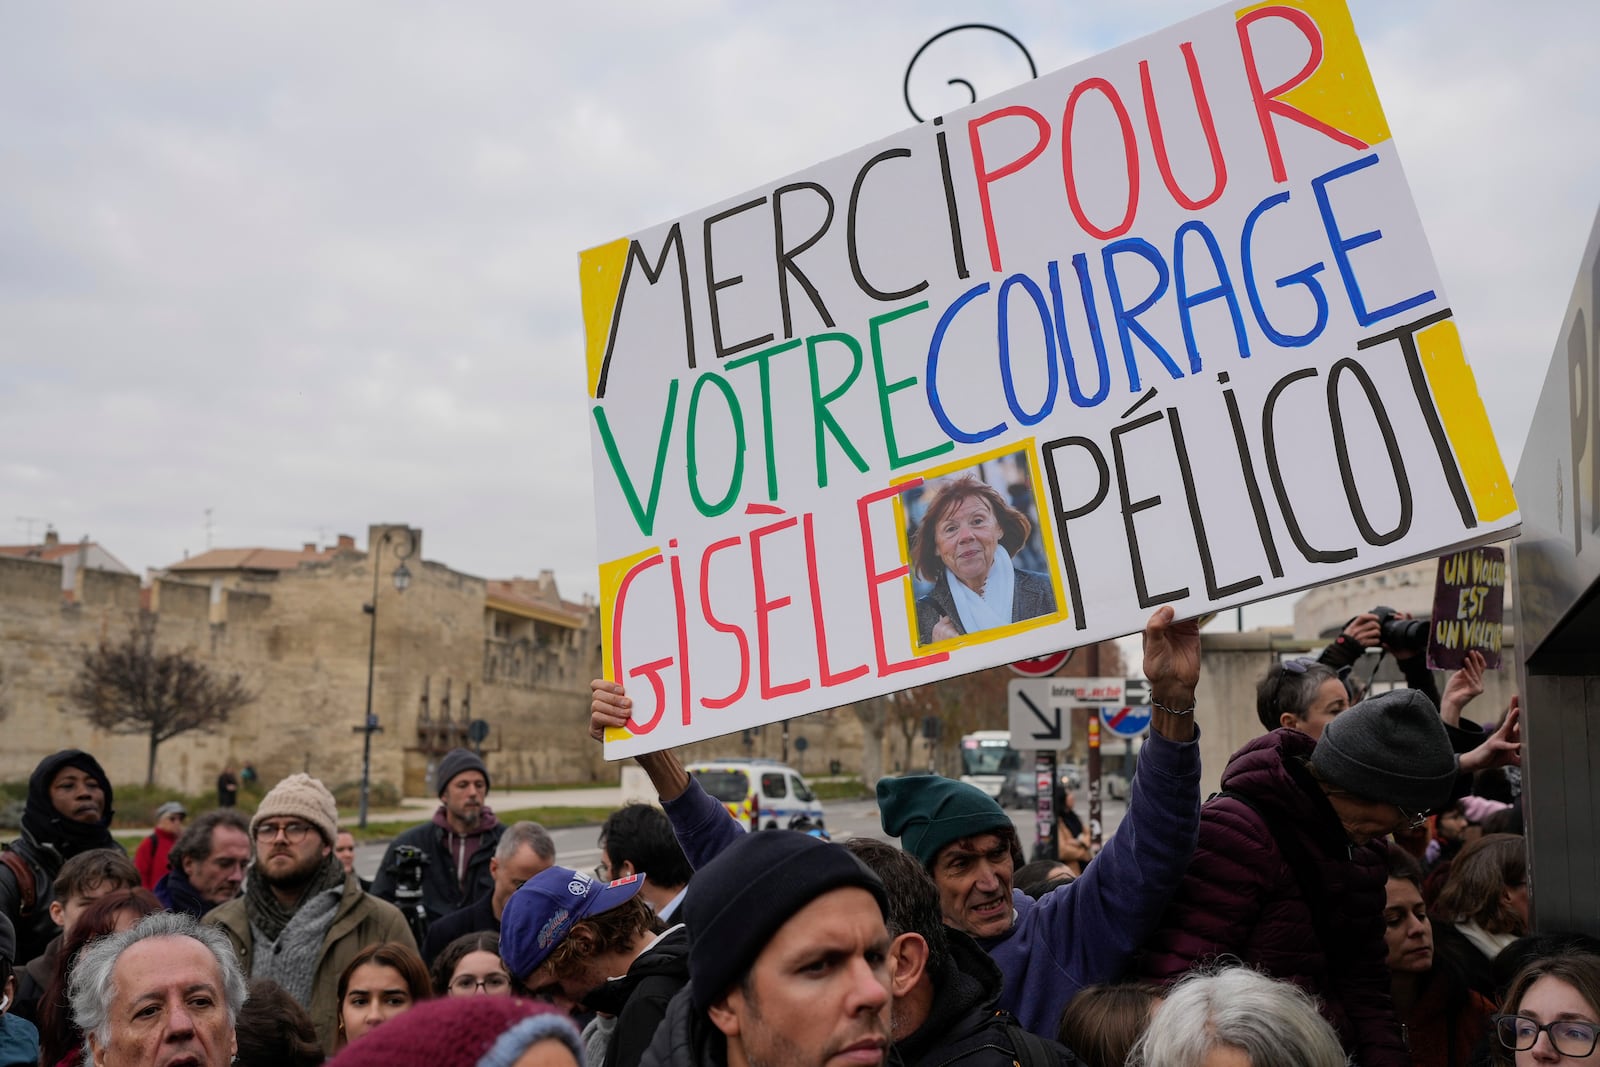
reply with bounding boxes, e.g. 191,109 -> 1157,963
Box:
1008,679 -> 1073,747
1020,689 -> 1062,741
1122,678 -> 1152,706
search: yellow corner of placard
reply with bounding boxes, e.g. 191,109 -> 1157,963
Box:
580,238 -> 631,399
1415,321 -> 1517,522
595,546 -> 662,742
1235,0 -> 1391,148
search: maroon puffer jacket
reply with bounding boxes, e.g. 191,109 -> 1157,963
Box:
1138,729 -> 1408,1067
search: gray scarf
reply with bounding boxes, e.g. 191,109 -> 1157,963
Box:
246,854 -> 347,1006
582,1013 -> 615,1067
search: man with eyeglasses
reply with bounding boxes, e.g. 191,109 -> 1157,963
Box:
1140,688 -> 1520,1067
204,773 -> 414,1052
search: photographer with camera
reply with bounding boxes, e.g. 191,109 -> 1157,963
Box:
1319,606 -> 1439,705
371,750 -> 505,940
1316,607 -> 1499,755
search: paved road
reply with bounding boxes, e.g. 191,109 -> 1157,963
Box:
356,790 -> 1128,881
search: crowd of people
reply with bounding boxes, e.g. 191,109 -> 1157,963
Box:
0,608 -> 1595,1067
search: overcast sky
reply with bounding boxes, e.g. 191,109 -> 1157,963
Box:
3,1 -> 1595,631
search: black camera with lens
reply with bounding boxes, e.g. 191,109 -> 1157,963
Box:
384,843 -> 431,945
1372,605 -> 1428,653
385,844 -> 429,897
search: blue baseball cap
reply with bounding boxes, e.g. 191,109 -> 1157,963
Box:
499,865 -> 647,978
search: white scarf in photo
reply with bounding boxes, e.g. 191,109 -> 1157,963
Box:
947,546 -> 1016,634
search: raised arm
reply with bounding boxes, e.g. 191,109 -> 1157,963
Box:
1143,604 -> 1199,742
1012,607 -> 1202,1023
589,678 -> 743,869
591,680 -> 690,800
1438,650 -> 1485,728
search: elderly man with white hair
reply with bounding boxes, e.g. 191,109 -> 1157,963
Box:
69,911 -> 246,1067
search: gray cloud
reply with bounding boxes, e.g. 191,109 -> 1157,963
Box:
2,1 -> 1594,607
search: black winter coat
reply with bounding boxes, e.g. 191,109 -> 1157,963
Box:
1140,728 -> 1408,1066
370,814 -> 504,923
587,925 -> 692,1067
899,932 -> 1079,1067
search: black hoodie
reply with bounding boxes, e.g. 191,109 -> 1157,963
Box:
586,924 -> 691,1067
0,750 -> 119,962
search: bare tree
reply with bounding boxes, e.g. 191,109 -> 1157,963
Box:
68,615 -> 256,786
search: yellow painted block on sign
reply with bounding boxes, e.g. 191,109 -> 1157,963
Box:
596,545 -> 661,742
581,238 -> 631,399
1416,320 -> 1517,522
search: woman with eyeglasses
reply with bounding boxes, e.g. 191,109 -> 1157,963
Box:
1493,952 -> 1600,1064
430,932 -> 515,998
335,942 -> 432,1048
1432,834 -> 1531,1001
1140,689 -> 1466,1067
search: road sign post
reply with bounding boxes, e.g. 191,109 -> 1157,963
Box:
1033,750 -> 1056,856
1087,717 -> 1102,847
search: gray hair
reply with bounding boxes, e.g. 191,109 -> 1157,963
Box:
1255,658 -> 1344,731
69,911 -> 248,1059
1128,966 -> 1349,1067
496,820 -> 556,862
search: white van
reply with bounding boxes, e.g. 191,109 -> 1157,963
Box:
684,758 -> 826,831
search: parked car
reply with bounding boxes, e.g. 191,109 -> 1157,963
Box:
997,767 -> 1037,809
684,758 -> 825,831
1059,762 -> 1084,790
997,765 -> 1090,809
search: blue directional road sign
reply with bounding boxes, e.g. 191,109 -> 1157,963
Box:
1100,704 -> 1151,738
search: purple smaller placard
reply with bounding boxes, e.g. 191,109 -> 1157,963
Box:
1427,547 -> 1506,670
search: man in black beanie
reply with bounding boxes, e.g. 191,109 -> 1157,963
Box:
372,747 -> 506,925
0,750 -> 119,964
641,831 -> 894,1067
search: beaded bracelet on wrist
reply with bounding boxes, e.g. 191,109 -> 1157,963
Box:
1152,699 -> 1196,717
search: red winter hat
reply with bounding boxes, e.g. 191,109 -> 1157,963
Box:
326,996 -> 582,1067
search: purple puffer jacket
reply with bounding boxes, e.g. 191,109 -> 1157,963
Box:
1139,729 -> 1408,1067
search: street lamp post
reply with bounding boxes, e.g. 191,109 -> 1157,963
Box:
357,526 -> 414,828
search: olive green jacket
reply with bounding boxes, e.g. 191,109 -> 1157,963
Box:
205,872 -> 415,1052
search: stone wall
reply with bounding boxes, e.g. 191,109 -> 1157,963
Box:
0,533 -> 606,797
0,558 -> 245,793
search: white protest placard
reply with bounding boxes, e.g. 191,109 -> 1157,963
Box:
584,0 -> 1519,758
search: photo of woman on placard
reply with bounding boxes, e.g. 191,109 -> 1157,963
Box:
911,474 -> 1057,645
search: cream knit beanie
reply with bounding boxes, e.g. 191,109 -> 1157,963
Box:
250,772 -> 339,845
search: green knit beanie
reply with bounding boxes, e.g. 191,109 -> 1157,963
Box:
878,775 -> 1013,867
